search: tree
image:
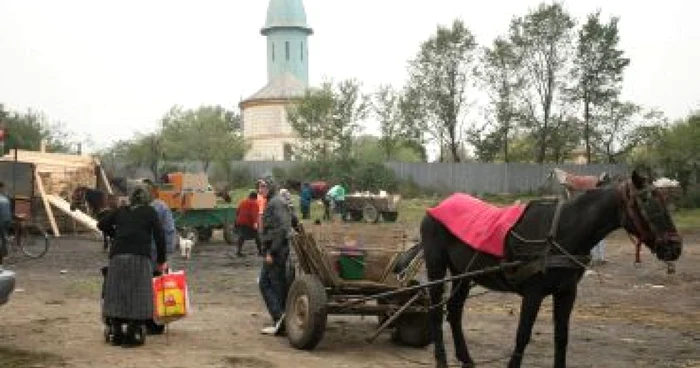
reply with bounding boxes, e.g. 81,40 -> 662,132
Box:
161,105 -> 246,172
287,83 -> 336,161
572,11 -> 630,163
126,133 -> 164,178
594,100 -> 665,163
332,79 -> 371,161
0,105 -> 71,154
509,2 -> 576,163
373,85 -> 409,160
287,79 -> 369,162
478,37 -> 523,162
405,19 -> 479,162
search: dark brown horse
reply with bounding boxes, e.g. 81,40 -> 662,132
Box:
404,169 -> 682,368
71,186 -> 116,251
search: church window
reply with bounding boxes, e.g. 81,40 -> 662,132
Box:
284,143 -> 293,161
301,42 -> 304,61
285,41 -> 290,61
272,42 -> 275,61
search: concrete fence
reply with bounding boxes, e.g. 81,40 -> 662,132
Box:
103,160 -> 629,195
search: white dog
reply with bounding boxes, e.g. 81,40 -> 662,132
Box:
179,234 -> 196,259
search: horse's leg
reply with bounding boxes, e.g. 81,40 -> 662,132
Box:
426,252 -> 449,368
552,286 -> 577,368
507,290 -> 544,368
446,279 -> 474,368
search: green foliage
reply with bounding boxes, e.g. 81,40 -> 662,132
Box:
161,105 -> 246,171
572,10 -> 630,163
405,19 -> 479,162
372,85 -> 419,160
353,135 -> 423,163
509,2 -> 576,163
287,79 -> 370,161
285,158 -> 399,193
474,37 -> 523,162
0,104 -> 71,154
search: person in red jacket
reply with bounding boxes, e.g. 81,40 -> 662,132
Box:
235,191 -> 262,257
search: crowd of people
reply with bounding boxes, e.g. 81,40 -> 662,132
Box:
92,176 -> 328,347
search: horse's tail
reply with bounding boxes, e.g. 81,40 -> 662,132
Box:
393,241 -> 424,275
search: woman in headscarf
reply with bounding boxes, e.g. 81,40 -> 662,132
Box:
97,185 -> 167,347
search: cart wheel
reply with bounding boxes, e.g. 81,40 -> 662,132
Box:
197,227 -> 213,242
362,204 -> 380,223
285,274 -> 328,350
381,212 -> 399,222
223,223 -> 237,244
348,210 -> 363,222
391,312 -> 432,348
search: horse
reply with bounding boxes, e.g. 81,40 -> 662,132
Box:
404,169 -> 682,368
547,167 -> 611,198
70,186 -> 116,251
284,179 -> 331,220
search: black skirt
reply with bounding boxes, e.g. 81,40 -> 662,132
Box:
103,254 -> 154,321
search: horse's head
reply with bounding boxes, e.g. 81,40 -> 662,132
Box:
618,168 -> 682,262
70,186 -> 88,211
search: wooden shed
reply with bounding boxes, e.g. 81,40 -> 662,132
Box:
0,146 -> 112,236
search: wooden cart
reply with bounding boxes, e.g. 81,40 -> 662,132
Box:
284,222 -> 430,350
343,192 -> 401,223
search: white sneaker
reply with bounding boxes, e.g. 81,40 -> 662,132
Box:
260,326 -> 277,335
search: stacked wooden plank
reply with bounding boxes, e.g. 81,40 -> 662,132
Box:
0,149 -> 101,235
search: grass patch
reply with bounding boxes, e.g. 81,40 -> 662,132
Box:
0,346 -> 65,368
674,208 -> 700,232
227,187 -> 700,231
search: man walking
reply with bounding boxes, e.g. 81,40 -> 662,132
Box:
234,191 -> 262,256
325,182 -> 347,221
299,182 -> 312,220
258,179 -> 292,336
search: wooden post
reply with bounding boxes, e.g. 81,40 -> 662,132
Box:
34,169 -> 60,237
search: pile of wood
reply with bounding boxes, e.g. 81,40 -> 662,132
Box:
0,148 -> 109,235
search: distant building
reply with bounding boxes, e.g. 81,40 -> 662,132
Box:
240,0 -> 313,161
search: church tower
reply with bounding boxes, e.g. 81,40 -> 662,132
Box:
240,0 -> 313,161
262,0 -> 313,86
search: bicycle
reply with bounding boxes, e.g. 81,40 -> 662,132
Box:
3,215 -> 50,260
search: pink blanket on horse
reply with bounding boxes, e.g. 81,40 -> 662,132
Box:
426,193 -> 526,258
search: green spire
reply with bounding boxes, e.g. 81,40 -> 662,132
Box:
261,0 -> 313,86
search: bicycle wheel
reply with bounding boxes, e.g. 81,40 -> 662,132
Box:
19,224 -> 50,258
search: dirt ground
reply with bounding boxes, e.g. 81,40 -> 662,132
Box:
1,227 -> 699,368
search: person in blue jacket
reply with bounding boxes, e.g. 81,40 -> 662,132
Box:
299,182 -> 312,220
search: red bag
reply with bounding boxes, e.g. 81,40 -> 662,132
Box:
152,270 -> 189,324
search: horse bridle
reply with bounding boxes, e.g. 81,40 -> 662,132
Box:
617,180 -> 680,265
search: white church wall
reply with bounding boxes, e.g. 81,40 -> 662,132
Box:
243,103 -> 298,161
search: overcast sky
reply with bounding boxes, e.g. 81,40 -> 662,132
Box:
0,0 -> 698,153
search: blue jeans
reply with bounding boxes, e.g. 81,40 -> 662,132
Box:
259,249 -> 289,323
591,239 -> 606,262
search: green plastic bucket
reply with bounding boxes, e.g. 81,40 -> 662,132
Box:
338,255 -> 365,280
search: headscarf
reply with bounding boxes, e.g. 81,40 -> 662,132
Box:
279,188 -> 292,206
129,185 -> 152,208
